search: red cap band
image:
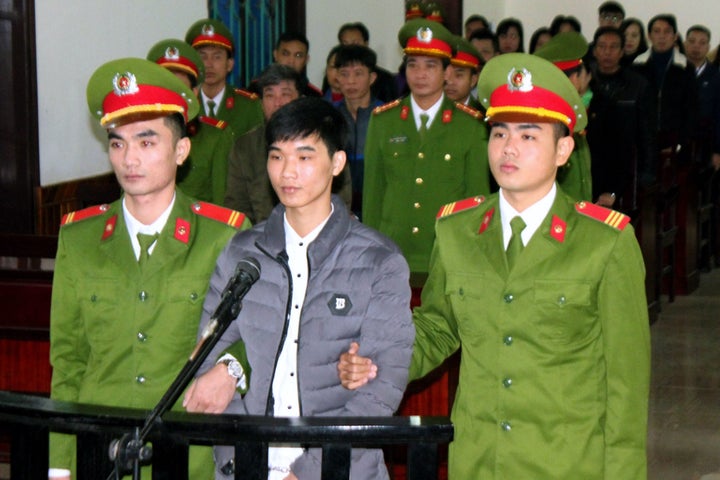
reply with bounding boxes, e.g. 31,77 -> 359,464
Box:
452,51 -> 480,69
487,83 -> 576,131
191,33 -> 233,51
156,56 -> 200,80
405,37 -> 452,58
553,59 -> 582,71
101,84 -> 188,126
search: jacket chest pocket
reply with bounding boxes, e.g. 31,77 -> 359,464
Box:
445,273 -> 493,339
533,280 -> 597,345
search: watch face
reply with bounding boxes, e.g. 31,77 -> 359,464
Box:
226,359 -> 243,379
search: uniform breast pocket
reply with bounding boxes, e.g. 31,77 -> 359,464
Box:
445,272 -> 490,339
78,278 -> 121,343
533,280 -> 598,345
166,276 -> 209,305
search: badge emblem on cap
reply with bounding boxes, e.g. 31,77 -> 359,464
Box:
201,24 -> 215,36
417,27 -> 433,43
164,46 -> 180,61
112,72 -> 139,96
507,68 -> 533,92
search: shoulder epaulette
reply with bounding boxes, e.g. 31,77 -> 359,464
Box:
61,204 -> 110,226
198,116 -> 228,130
455,102 -> 483,119
192,201 -> 246,228
575,201 -> 631,230
233,88 -> 259,100
373,99 -> 401,115
437,195 -> 486,219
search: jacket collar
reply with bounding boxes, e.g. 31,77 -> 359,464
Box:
258,195 -> 351,267
634,47 -> 688,68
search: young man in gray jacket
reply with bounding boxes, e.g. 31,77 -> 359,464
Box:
184,97 -> 415,480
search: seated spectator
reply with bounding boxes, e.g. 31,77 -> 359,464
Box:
333,44 -> 384,219
529,27 -> 552,53
337,21 -> 399,102
464,14 -> 492,39
496,18 -> 524,53
322,45 -> 344,103
620,18 -> 648,66
549,15 -> 582,36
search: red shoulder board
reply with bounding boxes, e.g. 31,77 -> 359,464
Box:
61,204 -> 110,226
234,88 -> 259,100
373,99 -> 401,115
192,201 -> 246,228
575,201 -> 631,230
437,195 -> 486,219
455,102 -> 482,119
198,116 -> 228,130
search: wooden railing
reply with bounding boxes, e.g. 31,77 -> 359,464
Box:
0,391 -> 453,480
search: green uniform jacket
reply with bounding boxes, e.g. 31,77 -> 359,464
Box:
205,85 -> 264,138
49,189 -> 250,478
178,116 -> 235,204
558,133 -> 593,201
410,189 -> 650,479
363,95 -> 490,273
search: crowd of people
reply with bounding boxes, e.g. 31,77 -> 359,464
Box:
45,1 -> 720,478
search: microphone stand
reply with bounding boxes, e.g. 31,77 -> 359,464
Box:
106,268 -> 253,480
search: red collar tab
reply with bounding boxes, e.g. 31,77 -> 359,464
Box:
400,105 -> 410,120
174,218 -> 191,244
479,207 -> 495,234
550,215 -> 567,242
442,109 -> 452,123
102,214 -> 117,240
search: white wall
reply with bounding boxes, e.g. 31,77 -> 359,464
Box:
37,1 -> 720,185
36,1 -> 206,185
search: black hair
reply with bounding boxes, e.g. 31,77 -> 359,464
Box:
275,31 -> 310,51
256,64 -> 303,97
464,14 -> 491,33
619,18 -> 648,54
496,18 -> 524,53
598,1 -> 625,17
469,28 -> 499,54
334,44 -> 377,71
337,22 -> 369,43
265,97 -> 347,156
648,14 -> 677,35
164,113 -> 188,141
593,25 -> 625,48
529,27 -> 551,54
686,24 -> 711,42
549,15 -> 582,36
552,122 -> 571,141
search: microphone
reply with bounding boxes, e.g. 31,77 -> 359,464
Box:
192,257 -> 261,360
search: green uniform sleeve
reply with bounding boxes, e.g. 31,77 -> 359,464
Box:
362,114 -> 385,229
210,127 -> 235,205
600,225 -> 650,479
463,120 -> 491,196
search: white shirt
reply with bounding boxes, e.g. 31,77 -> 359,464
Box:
411,93 -> 444,131
267,207 -> 332,478
498,183 -> 557,249
200,87 -> 225,116
123,194 -> 175,260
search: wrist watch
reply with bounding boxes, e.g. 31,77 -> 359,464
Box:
221,358 -> 243,380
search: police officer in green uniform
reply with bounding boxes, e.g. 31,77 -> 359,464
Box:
184,19 -> 264,202
445,35 -> 485,112
147,38 -> 236,204
535,31 -> 594,201
49,57 -> 251,479
363,18 -> 490,274
340,53 -> 650,479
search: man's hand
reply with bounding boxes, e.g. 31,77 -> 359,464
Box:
182,363 -> 236,413
337,342 -> 377,390
712,153 -> 720,171
595,192 -> 616,208
283,473 -> 298,480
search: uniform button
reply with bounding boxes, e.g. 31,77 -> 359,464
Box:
90,295 -> 97,302
393,152 -> 399,158
138,291 -> 148,301
190,292 -> 199,301
558,295 -> 566,305
503,293 -> 514,303
444,153 -> 451,161
500,421 -> 512,432
418,152 -> 425,159
502,378 -> 513,388
136,375 -> 146,384
415,177 -> 423,185
503,335 -> 513,346
414,202 -> 421,209
137,332 -> 147,342
412,227 -> 419,234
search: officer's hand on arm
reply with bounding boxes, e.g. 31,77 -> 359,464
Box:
595,192 -> 616,208
182,364 -> 236,413
712,153 -> 720,171
283,473 -> 298,480
337,342 -> 378,390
